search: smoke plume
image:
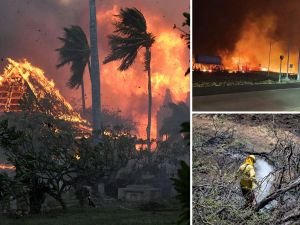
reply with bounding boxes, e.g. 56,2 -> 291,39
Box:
0,0 -> 189,138
194,0 -> 300,56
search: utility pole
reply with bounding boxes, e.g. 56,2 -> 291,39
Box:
286,41 -> 290,80
298,49 -> 300,81
279,55 -> 284,83
267,41 -> 272,76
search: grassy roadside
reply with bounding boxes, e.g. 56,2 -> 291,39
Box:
193,70 -> 299,87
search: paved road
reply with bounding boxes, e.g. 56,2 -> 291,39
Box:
193,88 -> 300,111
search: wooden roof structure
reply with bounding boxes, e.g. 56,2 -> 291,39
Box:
0,58 -> 86,124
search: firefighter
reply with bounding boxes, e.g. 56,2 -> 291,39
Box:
236,155 -> 258,208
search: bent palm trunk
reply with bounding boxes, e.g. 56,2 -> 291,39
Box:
89,0 -> 101,138
81,80 -> 86,114
146,47 -> 152,151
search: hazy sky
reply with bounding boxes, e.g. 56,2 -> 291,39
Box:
0,0 -> 190,137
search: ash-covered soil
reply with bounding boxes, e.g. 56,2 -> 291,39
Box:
193,114 -> 300,225
193,114 -> 300,153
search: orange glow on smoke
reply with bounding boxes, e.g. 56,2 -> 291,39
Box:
91,6 -> 189,139
0,5 -> 188,141
220,15 -> 299,74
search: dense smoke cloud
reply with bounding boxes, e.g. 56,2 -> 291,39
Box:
193,0 -> 300,56
0,0 -> 189,138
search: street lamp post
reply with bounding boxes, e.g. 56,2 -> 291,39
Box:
279,55 -> 284,83
286,43 -> 290,81
298,49 -> 300,81
267,41 -> 272,76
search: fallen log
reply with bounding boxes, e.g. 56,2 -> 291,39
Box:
279,209 -> 300,223
254,176 -> 300,211
239,176 -> 300,224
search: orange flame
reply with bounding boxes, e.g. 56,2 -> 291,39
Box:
220,15 -> 299,74
1,58 -> 87,124
91,6 -> 190,140
0,164 -> 15,170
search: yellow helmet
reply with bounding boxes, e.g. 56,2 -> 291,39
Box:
248,155 -> 256,163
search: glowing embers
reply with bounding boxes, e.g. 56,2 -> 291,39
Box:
225,56 -> 267,73
0,164 -> 15,170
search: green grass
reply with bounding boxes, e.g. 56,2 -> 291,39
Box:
0,207 -> 179,225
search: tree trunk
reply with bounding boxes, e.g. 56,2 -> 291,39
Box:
279,209 -> 300,223
29,194 -> 42,214
57,196 -> 66,210
239,176 -> 300,224
81,79 -> 86,115
254,176 -> 300,212
49,192 -> 67,210
146,47 -> 152,151
87,60 -> 92,82
89,0 -> 101,140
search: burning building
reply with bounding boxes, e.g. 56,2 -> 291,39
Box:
0,58 -> 90,173
0,58 -> 85,123
193,55 -> 224,72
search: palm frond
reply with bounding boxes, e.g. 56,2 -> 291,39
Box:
103,34 -> 142,70
172,161 -> 190,225
67,58 -> 87,89
103,8 -> 155,72
115,8 -> 147,35
182,12 -> 190,27
56,25 -> 90,89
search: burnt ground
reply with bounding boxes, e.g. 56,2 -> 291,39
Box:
193,114 -> 300,153
193,114 -> 300,225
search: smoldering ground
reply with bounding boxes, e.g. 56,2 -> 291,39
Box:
193,114 -> 300,225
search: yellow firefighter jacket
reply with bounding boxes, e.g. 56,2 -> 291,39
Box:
237,157 -> 257,190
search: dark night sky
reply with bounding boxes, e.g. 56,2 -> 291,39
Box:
193,0 -> 300,56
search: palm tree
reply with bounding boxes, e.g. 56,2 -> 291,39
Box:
56,25 -> 90,114
103,8 -> 155,151
173,12 -> 190,75
89,0 -> 102,137
171,161 -> 190,225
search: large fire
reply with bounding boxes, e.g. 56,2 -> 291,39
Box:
219,16 -> 299,74
0,3 -> 189,141
90,6 -> 189,139
0,55 -> 188,141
